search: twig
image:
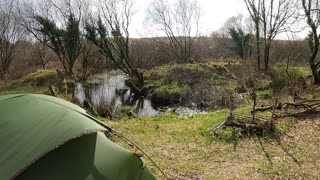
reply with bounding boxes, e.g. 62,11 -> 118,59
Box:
271,98 -> 278,124
251,92 -> 257,124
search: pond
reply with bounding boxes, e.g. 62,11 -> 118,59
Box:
74,71 -> 207,118
74,71 -> 159,117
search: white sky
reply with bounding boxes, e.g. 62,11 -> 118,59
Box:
131,0 -> 248,37
130,0 -> 308,39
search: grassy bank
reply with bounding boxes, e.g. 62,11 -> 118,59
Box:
144,62 -> 238,107
103,110 -> 320,179
0,70 -> 57,95
1,65 -> 320,179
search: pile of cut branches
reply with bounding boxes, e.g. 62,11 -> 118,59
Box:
212,93 -> 320,137
212,111 -> 275,136
255,99 -> 320,118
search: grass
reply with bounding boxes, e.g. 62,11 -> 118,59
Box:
0,70 -> 57,95
154,82 -> 184,94
1,67 -> 320,179
144,62 -> 238,107
101,110 -> 320,179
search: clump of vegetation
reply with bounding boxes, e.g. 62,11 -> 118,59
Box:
144,62 -> 238,108
270,65 -> 307,97
229,60 -> 270,92
0,70 -> 57,95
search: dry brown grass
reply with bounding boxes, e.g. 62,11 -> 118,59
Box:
103,112 -> 320,179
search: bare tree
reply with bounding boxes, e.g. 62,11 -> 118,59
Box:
31,42 -> 54,69
0,0 -> 24,79
79,39 -> 100,81
260,0 -> 298,70
244,0 -> 298,71
244,0 -> 262,70
301,0 -> 320,84
146,0 -> 201,63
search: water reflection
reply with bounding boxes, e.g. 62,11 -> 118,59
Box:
134,99 -> 159,117
174,107 -> 206,116
74,72 -> 159,118
74,83 -> 85,104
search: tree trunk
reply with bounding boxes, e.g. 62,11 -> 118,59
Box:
255,24 -> 261,71
67,63 -> 74,77
0,71 -> 4,80
264,43 -> 271,71
125,68 -> 145,97
310,62 -> 320,84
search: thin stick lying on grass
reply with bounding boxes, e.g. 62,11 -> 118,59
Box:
271,98 -> 278,124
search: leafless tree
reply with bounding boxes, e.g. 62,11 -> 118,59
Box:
301,0 -> 320,84
31,42 -> 54,69
244,0 -> 262,70
0,0 -> 24,79
260,0 -> 298,70
146,0 -> 201,63
244,0 -> 298,71
79,39 -> 100,81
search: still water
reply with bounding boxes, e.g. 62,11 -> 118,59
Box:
74,71 -> 206,118
74,72 -> 159,117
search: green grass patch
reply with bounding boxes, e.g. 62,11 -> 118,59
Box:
154,82 -> 184,94
23,70 -> 56,82
0,84 -> 47,95
256,89 -> 272,99
199,110 -> 228,135
99,107 -> 320,179
276,118 -> 295,134
0,70 -> 57,95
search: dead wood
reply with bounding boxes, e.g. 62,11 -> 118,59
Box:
212,98 -> 320,137
255,99 -> 320,113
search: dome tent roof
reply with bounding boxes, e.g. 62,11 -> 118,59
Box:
0,94 -> 155,180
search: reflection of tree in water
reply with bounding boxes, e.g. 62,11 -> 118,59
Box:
134,98 -> 159,118
74,72 -> 159,118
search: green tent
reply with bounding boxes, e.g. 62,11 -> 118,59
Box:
0,94 -> 156,180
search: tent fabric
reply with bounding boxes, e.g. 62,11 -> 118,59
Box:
16,132 -> 155,180
0,94 -> 155,179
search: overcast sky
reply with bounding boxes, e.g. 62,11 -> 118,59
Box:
129,0 -> 308,39
131,0 -> 248,37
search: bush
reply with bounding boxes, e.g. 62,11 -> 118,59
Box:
270,65 -> 307,96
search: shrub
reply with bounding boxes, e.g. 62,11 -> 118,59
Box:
270,65 -> 307,96
228,60 -> 269,91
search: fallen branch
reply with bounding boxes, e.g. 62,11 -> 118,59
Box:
48,85 -> 57,97
275,105 -> 320,118
255,99 -> 320,113
224,120 -> 275,134
225,121 -> 264,129
212,120 -> 226,135
212,98 -> 320,137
